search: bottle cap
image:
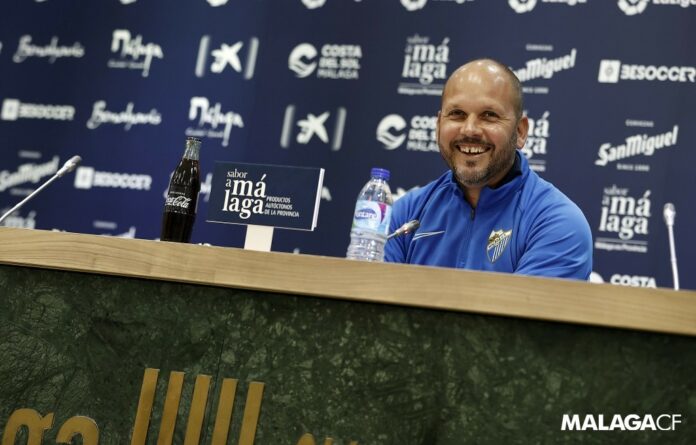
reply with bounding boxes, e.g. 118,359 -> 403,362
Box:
370,168 -> 390,181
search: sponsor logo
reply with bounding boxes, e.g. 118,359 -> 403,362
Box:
0,156 -> 59,192
509,0 -> 586,13
0,209 -> 37,229
288,42 -> 362,80
486,229 -> 512,263
521,110 -> 550,172
74,166 -> 152,191
207,0 -> 228,6
598,59 -> 695,83
120,0 -> 137,4
302,0 -> 326,8
376,114 -> 438,152
162,173 -> 212,203
12,35 -> 84,63
412,230 -> 445,241
561,414 -> 681,431
195,36 -> 258,80
280,105 -> 346,150
398,34 -> 450,96
617,0 -> 696,15
589,272 -> 657,287
185,97 -> 244,148
401,0 -> 428,10
513,48 -> 577,83
1,98 -> 75,121
595,125 -> 678,171
595,185 -> 650,253
107,29 -> 163,77
86,101 -> 162,131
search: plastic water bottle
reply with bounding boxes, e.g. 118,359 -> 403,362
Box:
346,168 -> 393,261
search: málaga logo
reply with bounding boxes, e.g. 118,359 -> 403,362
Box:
595,185 -> 651,254
185,97 -> 244,147
487,229 -> 512,263
398,34 -> 450,96
107,29 -> 163,77
618,0 -> 649,15
288,42 -> 362,80
521,110 -> 550,172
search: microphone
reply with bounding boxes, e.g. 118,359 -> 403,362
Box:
0,155 -> 82,225
388,219 -> 420,240
663,203 -> 679,291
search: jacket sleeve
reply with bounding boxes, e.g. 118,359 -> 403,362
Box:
514,201 -> 593,280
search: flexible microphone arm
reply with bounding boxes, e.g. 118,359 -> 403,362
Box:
0,156 -> 82,225
663,203 -> 679,291
388,219 -> 420,240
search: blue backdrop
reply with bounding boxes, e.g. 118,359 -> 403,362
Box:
1,0 -> 694,290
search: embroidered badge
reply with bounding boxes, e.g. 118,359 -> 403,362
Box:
486,229 -> 512,263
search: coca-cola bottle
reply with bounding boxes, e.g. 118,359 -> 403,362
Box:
161,137 -> 201,242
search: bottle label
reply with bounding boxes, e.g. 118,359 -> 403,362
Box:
352,200 -> 391,235
165,185 -> 198,215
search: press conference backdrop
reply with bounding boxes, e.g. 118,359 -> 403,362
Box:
0,0 -> 694,290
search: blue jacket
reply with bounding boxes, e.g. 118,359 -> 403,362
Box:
385,152 -> 592,280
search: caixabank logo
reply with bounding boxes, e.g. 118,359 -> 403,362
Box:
617,0 -> 696,15
12,35 -> 84,63
288,42 -> 362,80
598,59 -> 695,83
185,97 -> 244,148
595,124 -> 679,172
376,114 -> 438,152
280,105 -> 346,151
195,35 -> 259,80
508,0 -> 586,13
107,29 -> 163,77
398,34 -> 450,96
595,185 -> 651,254
521,110 -> 550,172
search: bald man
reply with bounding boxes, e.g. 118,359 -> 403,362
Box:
385,59 -> 592,280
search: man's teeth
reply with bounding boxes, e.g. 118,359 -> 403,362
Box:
457,145 -> 488,154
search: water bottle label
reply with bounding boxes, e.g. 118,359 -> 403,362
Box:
352,200 -> 391,235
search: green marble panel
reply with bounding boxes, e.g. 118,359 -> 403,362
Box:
0,264 -> 694,444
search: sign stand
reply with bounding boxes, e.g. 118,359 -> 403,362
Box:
244,225 -> 274,252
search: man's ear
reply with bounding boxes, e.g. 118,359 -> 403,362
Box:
436,110 -> 442,146
516,115 -> 529,149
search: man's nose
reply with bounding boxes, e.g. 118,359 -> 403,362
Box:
459,116 -> 482,137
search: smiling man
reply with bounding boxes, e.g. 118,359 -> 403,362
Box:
385,59 -> 592,279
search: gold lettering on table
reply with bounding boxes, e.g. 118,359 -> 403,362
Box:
130,367 -> 159,445
183,374 -> 212,445
237,381 -> 265,445
55,416 -> 99,445
128,368 -> 265,445
210,378 -> 239,445
157,371 -> 185,445
1,409 -> 54,445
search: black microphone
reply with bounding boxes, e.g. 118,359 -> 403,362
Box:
663,203 -> 679,291
0,155 -> 82,225
388,219 -> 420,240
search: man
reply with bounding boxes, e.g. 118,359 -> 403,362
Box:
385,59 -> 592,280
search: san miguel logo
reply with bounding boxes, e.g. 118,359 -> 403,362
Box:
486,229 -> 512,263
0,368 -> 358,445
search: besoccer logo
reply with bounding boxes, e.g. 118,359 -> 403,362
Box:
401,0 -> 428,11
376,115 -> 407,150
288,43 -> 318,78
302,0 -> 326,9
598,60 -> 621,83
618,0 -> 649,15
509,0 -> 537,13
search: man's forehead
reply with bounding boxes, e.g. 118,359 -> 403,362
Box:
442,63 -> 515,106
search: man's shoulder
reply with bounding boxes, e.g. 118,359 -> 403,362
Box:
520,171 -> 589,229
395,171 -> 452,209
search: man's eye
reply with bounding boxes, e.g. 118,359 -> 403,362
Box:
448,110 -> 464,117
482,111 -> 499,119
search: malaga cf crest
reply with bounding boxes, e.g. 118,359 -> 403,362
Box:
487,229 -> 512,263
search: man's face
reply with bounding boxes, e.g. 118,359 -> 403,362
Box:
437,63 -> 528,189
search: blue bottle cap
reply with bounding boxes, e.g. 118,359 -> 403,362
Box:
371,168 -> 390,181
